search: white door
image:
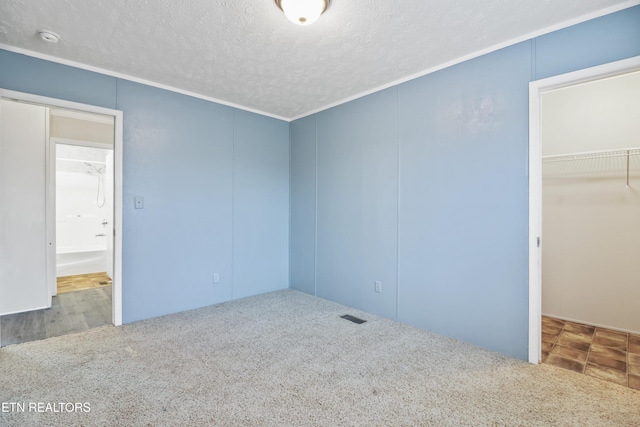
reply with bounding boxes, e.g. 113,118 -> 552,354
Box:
0,99 -> 51,315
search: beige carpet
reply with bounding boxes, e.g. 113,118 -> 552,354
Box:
1,289 -> 638,426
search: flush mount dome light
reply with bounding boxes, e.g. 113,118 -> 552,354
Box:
275,0 -> 330,26
38,30 -> 60,43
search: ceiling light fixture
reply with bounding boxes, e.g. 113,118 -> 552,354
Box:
38,30 -> 60,43
275,0 -> 330,26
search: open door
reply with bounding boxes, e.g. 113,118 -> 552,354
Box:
0,99 -> 51,315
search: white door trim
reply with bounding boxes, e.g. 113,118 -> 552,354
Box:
0,88 -> 124,326
528,55 -> 640,364
51,137 -> 113,150
46,111 -> 56,300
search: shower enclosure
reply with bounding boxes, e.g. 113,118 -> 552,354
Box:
55,143 -> 114,278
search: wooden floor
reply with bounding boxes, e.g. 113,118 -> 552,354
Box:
0,286 -> 112,347
57,272 -> 112,294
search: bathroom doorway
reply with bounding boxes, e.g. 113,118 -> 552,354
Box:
0,89 -> 123,346
51,108 -> 115,297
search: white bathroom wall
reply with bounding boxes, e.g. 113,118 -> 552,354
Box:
542,71 -> 640,334
56,144 -> 112,276
56,172 -> 105,250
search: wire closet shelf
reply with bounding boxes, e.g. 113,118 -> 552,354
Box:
542,147 -> 640,189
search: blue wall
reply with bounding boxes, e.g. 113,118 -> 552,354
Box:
0,50 -> 290,323
232,110 -> 290,299
289,115 -> 317,296
2,4 -> 639,358
316,88 -> 399,320
289,5 -> 640,359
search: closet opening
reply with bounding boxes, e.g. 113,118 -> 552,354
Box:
529,55 -> 640,390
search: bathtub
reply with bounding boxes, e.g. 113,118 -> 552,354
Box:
56,214 -> 109,277
56,247 -> 108,277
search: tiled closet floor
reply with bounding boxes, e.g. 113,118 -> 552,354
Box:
542,316 -> 640,390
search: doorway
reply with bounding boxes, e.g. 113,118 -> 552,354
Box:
51,108 -> 115,295
538,71 -> 640,389
0,89 -> 123,346
529,56 -> 640,364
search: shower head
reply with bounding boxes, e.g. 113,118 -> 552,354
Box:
85,162 -> 104,174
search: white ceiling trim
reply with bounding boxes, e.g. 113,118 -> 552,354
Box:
1,0 -> 638,123
288,0 -> 640,121
0,42 -> 289,122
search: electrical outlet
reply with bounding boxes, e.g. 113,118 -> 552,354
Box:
374,280 -> 382,293
213,273 -> 220,284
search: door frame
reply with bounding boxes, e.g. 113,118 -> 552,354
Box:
0,88 -> 124,326
527,55 -> 640,364
50,136 -> 115,296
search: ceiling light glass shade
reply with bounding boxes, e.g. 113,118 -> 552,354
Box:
275,0 -> 329,26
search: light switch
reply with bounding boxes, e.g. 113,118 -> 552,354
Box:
374,281 -> 382,293
134,196 -> 144,209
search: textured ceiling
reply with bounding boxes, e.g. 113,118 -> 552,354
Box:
0,0 -> 636,120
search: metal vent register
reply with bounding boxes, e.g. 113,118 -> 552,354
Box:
340,314 -> 366,324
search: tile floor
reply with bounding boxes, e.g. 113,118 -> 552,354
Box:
542,315 -> 640,390
57,272 -> 112,294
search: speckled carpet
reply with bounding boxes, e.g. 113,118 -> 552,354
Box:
1,290 -> 639,426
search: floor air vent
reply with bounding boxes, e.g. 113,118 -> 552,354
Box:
341,314 -> 366,324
